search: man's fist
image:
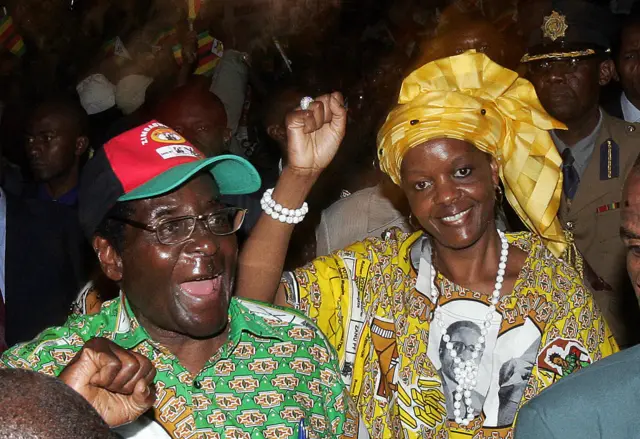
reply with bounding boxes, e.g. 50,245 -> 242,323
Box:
59,337 -> 156,427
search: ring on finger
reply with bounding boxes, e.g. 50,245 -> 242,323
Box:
300,96 -> 314,111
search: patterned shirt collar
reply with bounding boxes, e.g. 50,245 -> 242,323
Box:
112,294 -> 287,354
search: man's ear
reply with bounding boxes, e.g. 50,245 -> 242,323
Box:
75,136 -> 90,157
599,59 -> 615,86
92,235 -> 123,282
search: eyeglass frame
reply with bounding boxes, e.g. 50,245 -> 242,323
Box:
108,206 -> 247,245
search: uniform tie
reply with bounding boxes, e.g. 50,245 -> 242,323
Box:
562,148 -> 580,200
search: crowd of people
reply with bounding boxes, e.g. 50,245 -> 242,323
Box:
1,0 -> 640,438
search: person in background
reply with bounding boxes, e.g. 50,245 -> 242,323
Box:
523,0 -> 640,347
604,13 -> 640,122
24,97 -> 90,207
153,79 -> 260,238
154,78 -> 230,158
1,121 -> 359,439
3,189 -> 90,348
513,156 -> 640,438
0,369 -> 118,439
315,174 -> 411,256
0,114 -> 90,348
413,15 -> 511,69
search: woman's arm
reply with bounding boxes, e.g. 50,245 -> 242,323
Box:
235,92 -> 347,304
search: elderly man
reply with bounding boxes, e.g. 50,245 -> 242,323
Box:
523,0 -> 640,347
513,157 -> 640,438
1,111 -> 360,438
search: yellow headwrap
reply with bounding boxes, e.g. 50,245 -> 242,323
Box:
377,51 -> 568,257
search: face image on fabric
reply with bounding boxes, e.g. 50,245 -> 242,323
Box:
427,301 -> 501,422
427,299 -> 542,428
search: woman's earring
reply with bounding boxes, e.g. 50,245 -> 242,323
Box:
495,185 -> 504,204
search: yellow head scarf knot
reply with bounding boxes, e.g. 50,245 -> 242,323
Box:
377,51 -> 568,256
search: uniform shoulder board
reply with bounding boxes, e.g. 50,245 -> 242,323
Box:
600,138 -> 620,180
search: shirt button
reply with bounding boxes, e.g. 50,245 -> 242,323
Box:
566,221 -> 575,231
194,381 -> 202,389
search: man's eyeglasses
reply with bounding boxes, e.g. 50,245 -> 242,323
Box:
110,207 -> 246,245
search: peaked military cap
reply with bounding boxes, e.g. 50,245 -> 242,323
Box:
521,0 -> 617,63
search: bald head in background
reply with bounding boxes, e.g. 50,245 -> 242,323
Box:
153,79 -> 230,157
0,369 -> 117,439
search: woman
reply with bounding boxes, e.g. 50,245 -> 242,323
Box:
237,51 -> 617,438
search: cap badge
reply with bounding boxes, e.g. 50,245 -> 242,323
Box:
542,10 -> 568,42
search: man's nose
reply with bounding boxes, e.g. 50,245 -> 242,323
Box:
185,219 -> 220,257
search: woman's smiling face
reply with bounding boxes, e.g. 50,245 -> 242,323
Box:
400,138 -> 499,250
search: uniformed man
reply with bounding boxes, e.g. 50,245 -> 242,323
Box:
523,0 -> 640,347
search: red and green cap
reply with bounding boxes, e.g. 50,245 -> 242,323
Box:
79,120 -> 261,238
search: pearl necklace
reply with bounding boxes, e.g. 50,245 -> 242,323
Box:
431,230 -> 509,426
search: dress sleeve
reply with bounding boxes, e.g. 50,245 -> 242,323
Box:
280,240 -> 377,356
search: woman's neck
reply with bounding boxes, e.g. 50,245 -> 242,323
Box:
433,226 -> 503,295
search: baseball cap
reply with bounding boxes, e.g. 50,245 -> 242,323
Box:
79,120 -> 261,239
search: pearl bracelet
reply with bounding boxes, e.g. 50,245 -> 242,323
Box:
260,188 -> 309,224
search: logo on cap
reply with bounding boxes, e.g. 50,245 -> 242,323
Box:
151,128 -> 186,144
542,10 -> 568,42
156,145 -> 200,160
138,122 -> 204,161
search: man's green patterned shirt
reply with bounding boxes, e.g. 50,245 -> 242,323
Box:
1,296 -> 359,439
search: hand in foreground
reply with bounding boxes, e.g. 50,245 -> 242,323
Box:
285,92 -> 347,177
59,337 -> 156,427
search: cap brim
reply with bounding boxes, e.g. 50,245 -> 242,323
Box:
521,42 -> 609,63
118,154 -> 261,202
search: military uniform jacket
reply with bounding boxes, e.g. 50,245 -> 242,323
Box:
559,112 -> 640,346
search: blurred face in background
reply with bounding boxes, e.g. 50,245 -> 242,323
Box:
155,84 -> 230,158
414,19 -> 507,69
616,22 -> 640,106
